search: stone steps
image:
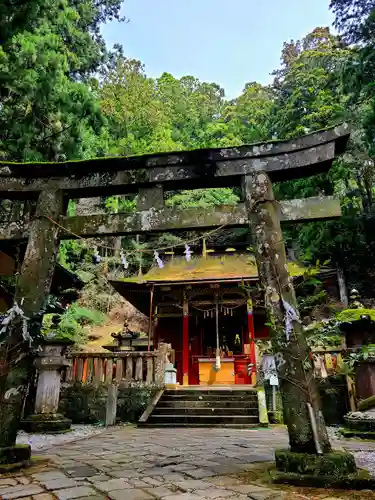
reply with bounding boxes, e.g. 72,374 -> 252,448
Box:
159,400 -> 259,409
154,407 -> 258,416
139,422 -> 263,428
139,388 -> 261,428
161,394 -> 259,401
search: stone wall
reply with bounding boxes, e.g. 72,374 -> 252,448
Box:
58,382 -> 157,424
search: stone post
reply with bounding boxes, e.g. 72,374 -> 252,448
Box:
22,339 -> 72,433
0,189 -> 63,460
105,384 -> 118,427
155,343 -> 170,387
243,173 -> 331,454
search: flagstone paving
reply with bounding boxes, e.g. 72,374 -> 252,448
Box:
2,426 -> 375,499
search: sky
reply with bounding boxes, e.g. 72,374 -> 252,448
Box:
102,0 -> 334,99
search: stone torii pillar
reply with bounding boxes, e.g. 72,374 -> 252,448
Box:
243,173 -> 331,454
0,189 -> 63,463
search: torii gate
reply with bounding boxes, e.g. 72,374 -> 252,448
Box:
0,124 -> 349,456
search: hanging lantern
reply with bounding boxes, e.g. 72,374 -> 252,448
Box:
154,251 -> 164,268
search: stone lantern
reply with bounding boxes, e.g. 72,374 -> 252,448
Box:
22,332 -> 73,433
102,320 -> 140,352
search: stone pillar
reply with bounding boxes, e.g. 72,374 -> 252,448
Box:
0,189 -> 63,457
155,343 -> 170,386
247,297 -> 257,385
15,190 -> 63,314
22,340 -> 72,433
182,292 -> 189,386
242,173 -> 331,454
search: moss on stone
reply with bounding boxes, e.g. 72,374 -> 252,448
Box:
271,468 -> 375,490
0,123 -> 347,168
339,427 -> 375,440
275,449 -> 357,476
120,255 -> 309,284
21,414 -> 72,434
337,308 -> 375,323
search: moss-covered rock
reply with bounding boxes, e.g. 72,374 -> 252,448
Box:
271,468 -> 375,489
0,444 -> 31,465
21,413 -> 72,434
275,449 -> 357,476
344,411 -> 375,432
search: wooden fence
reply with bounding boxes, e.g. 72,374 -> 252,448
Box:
62,346 -> 172,387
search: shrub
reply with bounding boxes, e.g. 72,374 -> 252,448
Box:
59,383 -> 106,424
117,388 -> 156,422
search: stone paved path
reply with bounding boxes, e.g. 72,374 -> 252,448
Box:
2,426 -> 375,500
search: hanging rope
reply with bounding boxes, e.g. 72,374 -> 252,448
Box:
43,215 -> 234,257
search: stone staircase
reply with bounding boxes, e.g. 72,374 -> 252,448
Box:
139,388 -> 262,428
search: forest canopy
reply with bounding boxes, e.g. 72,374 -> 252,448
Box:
2,0 -> 375,297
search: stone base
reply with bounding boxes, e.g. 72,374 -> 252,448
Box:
275,449 -> 357,476
21,413 -> 72,434
271,469 -> 375,490
0,444 -> 31,472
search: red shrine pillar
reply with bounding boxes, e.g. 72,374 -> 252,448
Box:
182,291 -> 189,385
247,297 -> 257,385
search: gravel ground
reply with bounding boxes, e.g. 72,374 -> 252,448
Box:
327,426 -> 375,476
353,451 -> 375,476
16,424 -> 108,451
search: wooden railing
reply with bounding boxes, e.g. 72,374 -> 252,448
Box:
63,345 -> 172,387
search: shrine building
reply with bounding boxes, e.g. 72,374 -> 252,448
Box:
110,248 -> 339,387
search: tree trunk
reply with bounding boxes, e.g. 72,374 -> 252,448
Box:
337,268 -> 348,307
243,173 -> 331,454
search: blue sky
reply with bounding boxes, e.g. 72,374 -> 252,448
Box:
102,0 -> 334,99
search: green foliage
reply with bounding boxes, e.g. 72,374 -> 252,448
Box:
0,0 -> 124,162
298,290 -> 328,318
271,27 -> 350,140
42,304 -> 105,343
166,188 -> 240,209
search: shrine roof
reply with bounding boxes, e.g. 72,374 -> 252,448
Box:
120,255 -> 308,284
109,254 -> 336,314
